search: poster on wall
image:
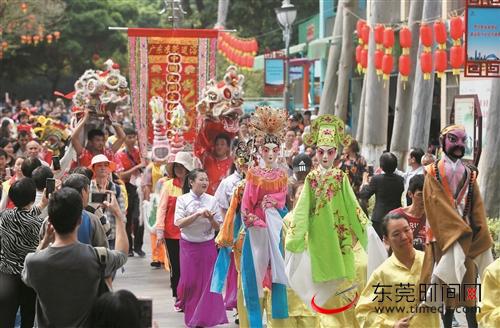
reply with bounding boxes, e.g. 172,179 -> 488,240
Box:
264,58 -> 285,96
460,75 -> 491,147
450,95 -> 482,165
465,1 -> 500,77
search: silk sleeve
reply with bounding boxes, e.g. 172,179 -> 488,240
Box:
478,260 -> 500,326
341,174 -> 368,250
285,177 -> 311,253
241,180 -> 259,226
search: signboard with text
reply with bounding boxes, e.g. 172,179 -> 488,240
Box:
264,58 -> 285,96
465,1 -> 500,77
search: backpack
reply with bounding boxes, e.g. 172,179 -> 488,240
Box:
94,247 -> 111,296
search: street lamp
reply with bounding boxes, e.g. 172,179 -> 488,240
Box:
275,0 -> 297,112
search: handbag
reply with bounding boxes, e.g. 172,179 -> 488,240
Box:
94,247 -> 112,296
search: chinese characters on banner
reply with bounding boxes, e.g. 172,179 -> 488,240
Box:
128,28 -> 218,158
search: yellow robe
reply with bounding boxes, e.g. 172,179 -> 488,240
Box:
478,258 -> 500,326
355,251 -> 440,328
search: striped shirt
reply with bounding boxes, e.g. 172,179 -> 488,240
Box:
0,206 -> 43,275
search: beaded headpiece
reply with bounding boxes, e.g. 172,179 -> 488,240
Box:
303,114 -> 351,148
250,106 -> 287,146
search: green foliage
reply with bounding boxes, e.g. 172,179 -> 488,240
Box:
487,217 -> 500,259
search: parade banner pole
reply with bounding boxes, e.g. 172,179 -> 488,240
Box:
108,26 -> 237,33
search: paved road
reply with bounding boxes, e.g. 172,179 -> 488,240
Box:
113,236 -> 238,328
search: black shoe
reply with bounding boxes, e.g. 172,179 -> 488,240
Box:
134,249 -> 146,257
128,250 -> 134,257
150,261 -> 161,268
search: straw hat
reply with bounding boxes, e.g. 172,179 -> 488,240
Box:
166,151 -> 197,178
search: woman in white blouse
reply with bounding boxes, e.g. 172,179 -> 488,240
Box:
174,168 -> 228,327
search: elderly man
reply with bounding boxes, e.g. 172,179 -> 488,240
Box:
26,141 -> 49,166
355,213 -> 440,328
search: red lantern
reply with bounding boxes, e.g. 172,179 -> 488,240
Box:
375,49 -> 384,76
355,45 -> 363,73
46,34 -> 53,43
20,35 -> 26,44
357,20 -> 366,43
399,54 -> 411,81
250,39 -> 258,54
21,3 -> 28,13
399,26 -> 412,55
434,49 -> 447,79
433,21 -> 447,49
53,31 -> 61,40
26,35 -> 32,44
420,51 -> 433,80
382,54 -> 393,81
383,28 -> 395,54
450,16 -> 463,43
360,48 -> 368,73
420,23 -> 433,52
1,41 -> 7,50
374,24 -> 384,49
450,45 -> 464,75
361,25 -> 370,48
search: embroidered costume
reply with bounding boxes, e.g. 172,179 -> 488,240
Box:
285,114 -> 368,308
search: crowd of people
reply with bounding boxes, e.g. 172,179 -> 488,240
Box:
0,88 -> 498,328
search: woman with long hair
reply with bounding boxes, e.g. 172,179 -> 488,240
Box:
174,168 -> 228,327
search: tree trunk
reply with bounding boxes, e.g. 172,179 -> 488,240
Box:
408,0 -> 441,151
390,0 -> 424,169
361,0 -> 398,164
214,0 -> 230,29
356,75 -> 367,143
334,0 -> 357,122
319,3 -> 344,115
478,79 -> 500,218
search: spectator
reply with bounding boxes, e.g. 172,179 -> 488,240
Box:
286,154 -> 312,209
302,110 -> 312,128
338,139 -> 368,197
174,169 -> 227,327
71,109 -> 125,167
0,178 -> 47,327
238,114 -> 251,142
0,156 -> 25,210
403,148 -> 424,206
359,152 -> 404,239
20,156 -> 41,178
26,140 -> 49,166
89,155 -> 126,249
0,119 -> 13,140
421,152 -> 435,166
0,148 -> 8,181
202,133 -> 232,195
22,187 -> 128,328
389,175 -> 426,250
0,137 -> 16,167
14,130 -> 31,157
355,213 -> 440,327
89,290 -> 143,328
31,165 -> 54,218
116,127 -> 145,257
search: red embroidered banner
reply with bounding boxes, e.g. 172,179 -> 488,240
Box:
128,28 -> 218,159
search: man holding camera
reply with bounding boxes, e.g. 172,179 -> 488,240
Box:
116,127 -> 146,257
22,187 -> 128,327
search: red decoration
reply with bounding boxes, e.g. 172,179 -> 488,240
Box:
450,16 -> 463,43
46,34 -> 53,43
360,48 -> 368,72
33,35 -> 40,45
382,54 -> 393,81
399,54 -> 411,81
433,21 -> 447,49
434,49 -> 447,78
1,41 -> 7,50
355,44 -> 363,73
361,25 -> 370,48
399,26 -> 412,54
375,49 -> 384,77
420,23 -> 433,52
357,20 -> 366,43
374,24 -> 384,49
450,45 -> 464,75
21,3 -> 28,13
383,28 -> 395,54
420,51 -> 433,80
53,31 -> 61,40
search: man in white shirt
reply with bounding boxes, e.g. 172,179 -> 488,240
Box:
403,148 -> 424,206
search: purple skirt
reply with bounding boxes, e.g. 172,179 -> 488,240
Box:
178,238 -> 228,327
224,252 -> 238,310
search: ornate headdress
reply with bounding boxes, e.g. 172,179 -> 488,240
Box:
250,106 -> 287,146
233,140 -> 253,166
33,116 -> 69,156
303,114 -> 351,148
440,124 -> 465,137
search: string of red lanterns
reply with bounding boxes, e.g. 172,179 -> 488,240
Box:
217,32 -> 258,70
399,26 -> 411,84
